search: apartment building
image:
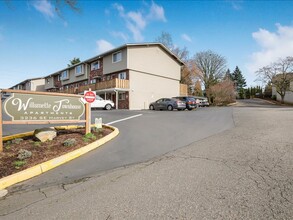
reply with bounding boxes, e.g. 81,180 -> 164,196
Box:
45,43 -> 187,110
10,77 -> 45,91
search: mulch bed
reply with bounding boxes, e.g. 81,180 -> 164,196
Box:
0,127 -> 112,178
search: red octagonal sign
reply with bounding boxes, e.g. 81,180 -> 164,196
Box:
84,91 -> 96,103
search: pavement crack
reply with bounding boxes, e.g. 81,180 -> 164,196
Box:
39,188 -> 47,198
61,183 -> 67,191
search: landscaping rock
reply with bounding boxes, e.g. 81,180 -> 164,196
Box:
34,127 -> 57,142
17,149 -> 32,160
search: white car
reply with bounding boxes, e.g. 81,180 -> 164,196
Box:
91,95 -> 114,110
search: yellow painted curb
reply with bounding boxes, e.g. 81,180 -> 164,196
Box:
0,125 -> 119,190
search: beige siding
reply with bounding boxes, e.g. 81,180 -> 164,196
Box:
61,64 -> 89,85
30,79 -> 45,91
127,46 -> 181,81
129,70 -> 180,110
44,76 -> 54,90
103,49 -> 127,74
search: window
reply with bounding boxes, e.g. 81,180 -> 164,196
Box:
90,79 -> 96,84
75,65 -> 83,76
91,61 -> 100,70
112,51 -> 122,63
46,78 -> 50,84
61,70 -> 69,80
119,92 -> 126,100
118,72 -> 126,79
106,75 -> 111,81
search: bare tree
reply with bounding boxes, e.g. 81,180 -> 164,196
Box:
155,31 -> 174,52
256,56 -> 293,103
3,0 -> 80,16
193,50 -> 227,99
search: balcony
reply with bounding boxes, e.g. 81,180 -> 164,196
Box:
60,79 -> 130,94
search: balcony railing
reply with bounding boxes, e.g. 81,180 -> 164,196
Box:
180,84 -> 188,96
60,79 -> 129,94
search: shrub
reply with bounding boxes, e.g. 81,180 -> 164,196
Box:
63,138 -> 77,147
33,142 -> 42,147
208,79 -> 236,106
83,133 -> 96,142
13,160 -> 27,169
17,149 -> 32,160
12,138 -> 23,144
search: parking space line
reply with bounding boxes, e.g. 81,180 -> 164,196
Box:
106,114 -> 143,125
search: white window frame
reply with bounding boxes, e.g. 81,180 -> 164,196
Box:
91,61 -> 100,70
61,70 -> 69,80
112,51 -> 122,63
118,72 -> 126,80
75,65 -> 83,76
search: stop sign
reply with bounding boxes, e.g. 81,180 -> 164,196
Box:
84,91 -> 96,103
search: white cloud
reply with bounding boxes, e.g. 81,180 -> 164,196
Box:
112,1 -> 166,42
32,0 -> 55,19
147,2 -> 167,22
127,11 -> 146,30
111,31 -> 128,42
247,24 -> 293,73
181,34 -> 192,42
230,0 -> 243,10
96,40 -> 114,54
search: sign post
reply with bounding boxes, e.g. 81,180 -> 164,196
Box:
0,90 -> 3,152
84,90 -> 96,134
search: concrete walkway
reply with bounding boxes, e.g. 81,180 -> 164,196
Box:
1,103 -> 293,219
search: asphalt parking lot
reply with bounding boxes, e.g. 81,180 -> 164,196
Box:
1,99 -> 292,219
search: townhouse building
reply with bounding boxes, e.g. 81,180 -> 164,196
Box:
10,77 -> 45,91
45,43 -> 187,110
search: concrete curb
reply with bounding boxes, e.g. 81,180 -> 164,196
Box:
0,124 -> 119,190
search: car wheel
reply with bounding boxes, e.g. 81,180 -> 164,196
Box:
105,104 -> 112,110
178,109 -> 182,111
188,108 -> 192,111
149,105 -> 154,110
167,105 -> 173,111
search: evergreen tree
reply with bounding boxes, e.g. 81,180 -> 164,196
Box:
224,69 -> 233,80
231,66 -> 247,91
68,57 -> 81,67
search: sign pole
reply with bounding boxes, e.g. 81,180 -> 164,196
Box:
85,103 -> 91,134
0,90 -> 3,152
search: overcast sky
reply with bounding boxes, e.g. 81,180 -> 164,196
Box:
1,0 -> 293,88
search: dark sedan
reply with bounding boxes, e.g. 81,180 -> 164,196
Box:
173,96 -> 196,110
149,98 -> 186,111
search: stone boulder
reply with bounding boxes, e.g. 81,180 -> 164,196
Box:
34,127 -> 57,142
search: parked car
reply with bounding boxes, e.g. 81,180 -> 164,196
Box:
91,95 -> 114,110
173,96 -> 196,110
199,98 -> 210,107
149,98 -> 186,111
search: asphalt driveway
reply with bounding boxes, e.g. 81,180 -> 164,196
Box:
3,107 -> 234,192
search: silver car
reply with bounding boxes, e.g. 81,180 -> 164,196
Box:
149,98 -> 186,111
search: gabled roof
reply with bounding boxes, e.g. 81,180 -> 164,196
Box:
45,42 -> 185,78
84,43 -> 185,65
10,77 -> 45,89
